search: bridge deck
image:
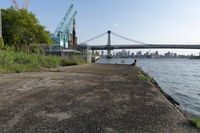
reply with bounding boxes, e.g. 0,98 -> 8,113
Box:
79,44 -> 200,50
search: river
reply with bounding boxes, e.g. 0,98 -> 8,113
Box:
96,58 -> 200,117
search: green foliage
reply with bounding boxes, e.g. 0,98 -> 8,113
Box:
189,118 -> 200,129
0,38 -> 4,49
0,50 -> 59,73
190,56 -> 200,59
1,8 -> 52,52
139,74 -> 152,81
0,50 -> 87,73
60,58 -> 77,66
60,56 -> 87,66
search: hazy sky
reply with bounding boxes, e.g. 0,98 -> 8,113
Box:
1,0 -> 200,55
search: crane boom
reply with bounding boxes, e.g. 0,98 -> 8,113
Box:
54,4 -> 74,35
62,11 -> 77,33
51,4 -> 77,49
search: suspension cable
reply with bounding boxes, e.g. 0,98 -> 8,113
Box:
111,32 -> 148,44
80,32 -> 107,44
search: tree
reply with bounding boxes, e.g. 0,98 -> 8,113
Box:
1,8 -> 52,52
0,38 -> 4,49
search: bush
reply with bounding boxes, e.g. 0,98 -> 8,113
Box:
0,38 -> 4,49
189,118 -> 200,129
139,74 -> 152,81
60,58 -> 77,66
60,56 -> 87,66
0,51 -> 60,73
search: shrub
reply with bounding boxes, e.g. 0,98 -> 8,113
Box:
139,74 -> 152,81
0,50 -> 86,73
189,118 -> 200,129
60,56 -> 87,66
60,58 -> 77,66
0,38 -> 4,49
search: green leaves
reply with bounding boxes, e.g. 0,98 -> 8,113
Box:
139,74 -> 152,81
0,38 -> 4,49
189,118 -> 200,129
1,8 -> 52,52
0,50 -> 86,73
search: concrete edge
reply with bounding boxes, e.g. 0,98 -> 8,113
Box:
136,66 -> 187,119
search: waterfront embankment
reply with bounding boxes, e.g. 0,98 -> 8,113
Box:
0,64 -> 199,132
97,58 -> 200,117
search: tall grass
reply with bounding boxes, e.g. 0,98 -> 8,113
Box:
0,50 -> 86,73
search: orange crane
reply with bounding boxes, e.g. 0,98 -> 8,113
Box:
11,0 -> 29,10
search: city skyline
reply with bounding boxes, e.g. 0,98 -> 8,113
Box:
100,49 -> 200,58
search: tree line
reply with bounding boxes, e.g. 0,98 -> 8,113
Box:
0,7 -> 52,53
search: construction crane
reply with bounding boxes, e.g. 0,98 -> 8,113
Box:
62,11 -> 77,48
11,0 -> 29,10
52,4 -> 77,49
54,4 -> 73,36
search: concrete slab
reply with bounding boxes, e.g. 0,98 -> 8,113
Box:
0,64 -> 199,133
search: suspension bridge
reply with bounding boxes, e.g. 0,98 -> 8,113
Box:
78,30 -> 200,58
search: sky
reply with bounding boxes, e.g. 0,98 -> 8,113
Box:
1,0 -> 200,55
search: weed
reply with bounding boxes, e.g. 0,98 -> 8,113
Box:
0,50 -> 86,73
189,118 -> 200,129
139,74 -> 152,81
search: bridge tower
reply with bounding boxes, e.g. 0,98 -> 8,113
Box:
107,30 -> 112,58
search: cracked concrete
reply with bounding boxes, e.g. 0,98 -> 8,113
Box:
0,64 -> 199,133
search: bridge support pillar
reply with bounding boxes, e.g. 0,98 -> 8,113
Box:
107,31 -> 112,58
87,47 -> 92,63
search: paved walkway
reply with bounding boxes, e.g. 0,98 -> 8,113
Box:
0,64 -> 199,133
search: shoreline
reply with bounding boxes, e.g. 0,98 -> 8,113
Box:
137,66 -> 200,120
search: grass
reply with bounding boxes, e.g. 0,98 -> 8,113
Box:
189,118 -> 200,129
139,74 -> 152,81
60,56 -> 86,66
0,50 -> 86,73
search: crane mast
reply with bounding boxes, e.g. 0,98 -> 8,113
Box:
23,0 -> 29,10
11,0 -> 29,10
62,11 -> 77,49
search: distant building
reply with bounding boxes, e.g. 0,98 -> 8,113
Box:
136,51 -> 142,57
128,51 -> 130,57
101,51 -> 104,57
131,52 -> 135,57
113,51 -> 116,57
164,51 -> 174,58
155,51 -> 159,56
